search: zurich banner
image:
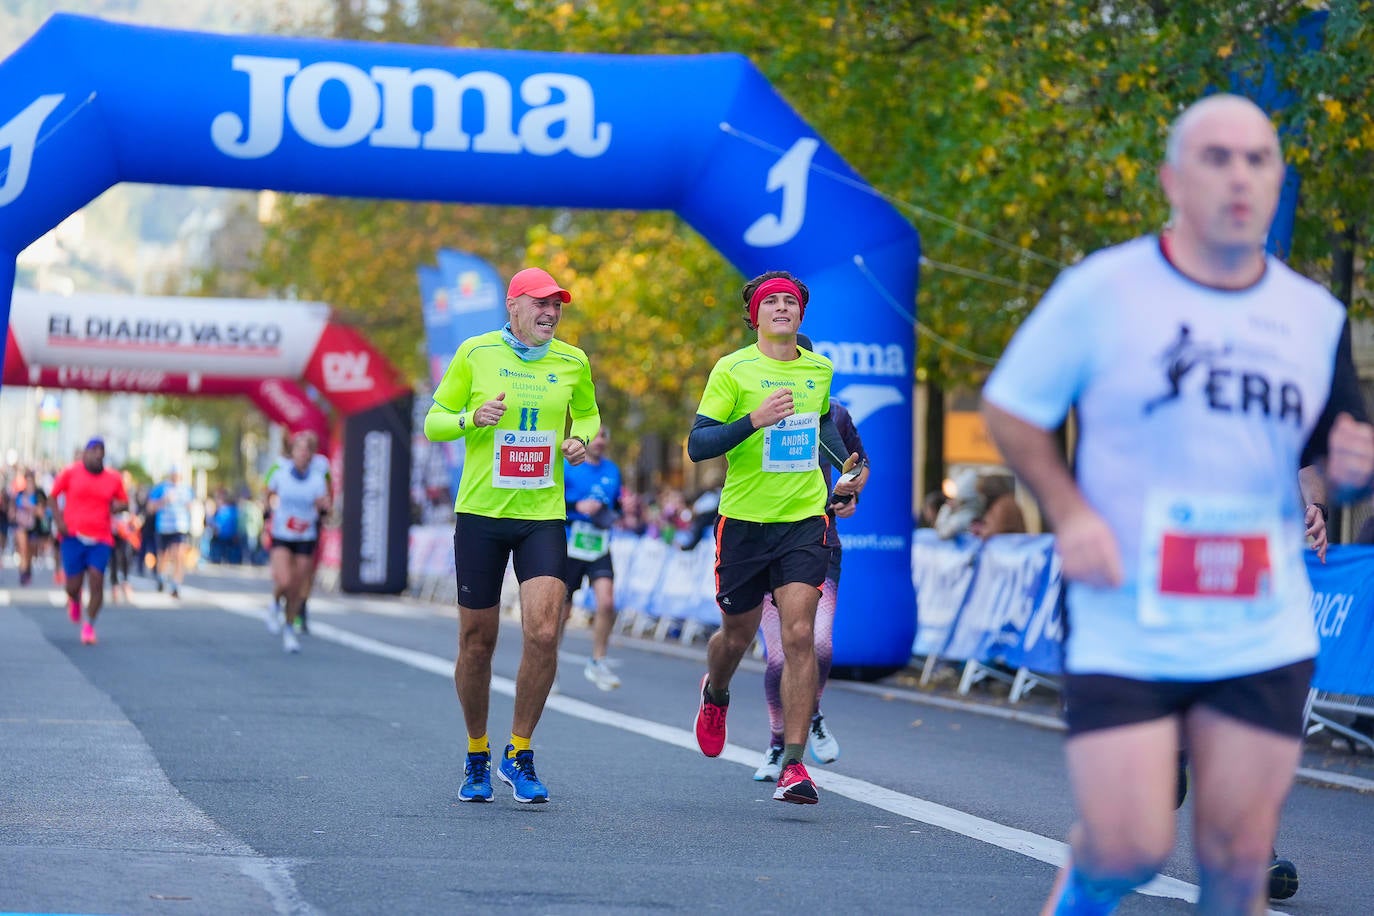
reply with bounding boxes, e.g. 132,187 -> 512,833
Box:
1306,544 -> 1374,697
0,14 -> 920,666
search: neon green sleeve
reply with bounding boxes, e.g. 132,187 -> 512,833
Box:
696,359 -> 740,423
426,346 -> 474,442
567,353 -> 601,443
424,402 -> 468,442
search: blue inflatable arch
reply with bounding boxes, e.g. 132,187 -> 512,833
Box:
0,13 -> 920,670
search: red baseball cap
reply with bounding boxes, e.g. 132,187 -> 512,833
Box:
507,267 -> 571,303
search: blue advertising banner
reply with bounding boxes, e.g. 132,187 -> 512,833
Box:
418,250 -> 505,503
938,533 -> 1061,671
435,248 -> 506,348
1306,544 -> 1374,696
1232,10 -> 1327,259
965,534 -> 1063,675
416,265 -> 447,387
911,528 -> 979,658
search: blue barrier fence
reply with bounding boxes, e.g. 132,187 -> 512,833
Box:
409,524 -> 1374,711
913,529 -> 1374,709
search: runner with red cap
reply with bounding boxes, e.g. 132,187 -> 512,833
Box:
424,265 -> 600,804
50,437 -> 128,646
687,269 -> 867,805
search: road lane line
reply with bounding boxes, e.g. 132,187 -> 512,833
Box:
199,587 -> 1202,906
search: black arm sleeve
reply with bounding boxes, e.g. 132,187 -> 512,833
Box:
817,411 -> 850,471
688,414 -> 756,462
1301,318 -> 1370,467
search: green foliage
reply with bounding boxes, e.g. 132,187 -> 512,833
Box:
253,0 -> 1374,415
148,395 -> 269,489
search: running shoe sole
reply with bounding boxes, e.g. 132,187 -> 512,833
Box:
496,769 -> 548,804
774,780 -> 819,804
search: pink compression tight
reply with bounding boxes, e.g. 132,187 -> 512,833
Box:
759,576 -> 838,743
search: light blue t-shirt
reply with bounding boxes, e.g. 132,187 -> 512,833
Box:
149,481 -> 193,535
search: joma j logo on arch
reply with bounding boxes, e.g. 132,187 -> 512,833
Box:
211,55 -> 612,160
0,94 -> 65,207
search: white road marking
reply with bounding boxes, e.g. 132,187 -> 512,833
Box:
196,585 -> 1206,906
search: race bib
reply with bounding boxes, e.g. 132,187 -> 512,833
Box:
1138,490 -> 1283,630
567,520 -> 610,561
492,429 -> 556,489
762,411 -> 819,472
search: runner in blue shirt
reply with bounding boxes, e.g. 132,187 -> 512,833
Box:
559,426 -> 624,690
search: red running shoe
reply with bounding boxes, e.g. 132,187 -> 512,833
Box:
693,674 -> 728,757
774,761 -> 819,805
67,598 -> 81,623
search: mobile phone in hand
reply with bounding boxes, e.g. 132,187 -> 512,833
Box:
830,460 -> 866,506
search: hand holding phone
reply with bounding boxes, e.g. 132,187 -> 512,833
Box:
829,455 -> 867,507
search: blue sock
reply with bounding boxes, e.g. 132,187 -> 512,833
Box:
1053,866 -> 1148,916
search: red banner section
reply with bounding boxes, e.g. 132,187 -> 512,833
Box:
302,320 -> 412,416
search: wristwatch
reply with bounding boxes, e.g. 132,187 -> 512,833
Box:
1311,502 -> 1328,523
458,411 -> 467,430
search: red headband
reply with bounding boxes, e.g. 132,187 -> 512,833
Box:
747,278 -> 804,329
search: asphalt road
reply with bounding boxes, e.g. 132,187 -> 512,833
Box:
2,564 -> 1372,915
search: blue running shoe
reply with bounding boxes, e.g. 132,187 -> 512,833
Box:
459,751 -> 493,802
497,745 -> 549,803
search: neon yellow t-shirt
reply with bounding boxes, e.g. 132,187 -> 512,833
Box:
696,344 -> 833,523
429,331 -> 600,519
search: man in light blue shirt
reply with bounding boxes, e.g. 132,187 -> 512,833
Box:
147,467 -> 193,598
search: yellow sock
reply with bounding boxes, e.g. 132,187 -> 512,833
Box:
467,734 -> 489,755
507,734 -> 531,757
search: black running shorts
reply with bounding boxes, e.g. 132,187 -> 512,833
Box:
563,551 -> 614,599
453,513 -> 566,609
713,515 -> 830,616
272,538 -> 318,557
1064,658 -> 1315,739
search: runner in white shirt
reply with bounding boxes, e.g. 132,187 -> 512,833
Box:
263,432 -> 332,654
982,94 -> 1374,914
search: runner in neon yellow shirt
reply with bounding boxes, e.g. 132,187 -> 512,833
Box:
686,270 -> 867,806
424,266 -> 600,805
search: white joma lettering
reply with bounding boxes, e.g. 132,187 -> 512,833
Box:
0,94 -> 64,207
815,340 -> 907,377
211,55 -> 612,160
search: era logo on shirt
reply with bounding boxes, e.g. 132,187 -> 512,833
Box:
321,352 -> 375,392
1143,323 -> 1302,426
